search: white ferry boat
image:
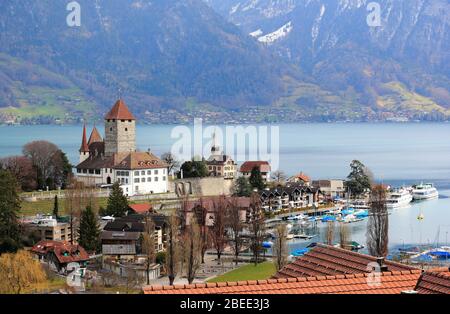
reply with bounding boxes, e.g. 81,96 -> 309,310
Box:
386,188 -> 413,209
412,183 -> 439,201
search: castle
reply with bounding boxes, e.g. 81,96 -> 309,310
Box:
75,99 -> 169,196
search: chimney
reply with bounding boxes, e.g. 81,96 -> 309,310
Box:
377,257 -> 389,272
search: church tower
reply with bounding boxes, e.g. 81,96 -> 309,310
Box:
79,123 -> 90,163
104,99 -> 136,157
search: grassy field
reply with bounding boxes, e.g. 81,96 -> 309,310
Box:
207,262 -> 276,283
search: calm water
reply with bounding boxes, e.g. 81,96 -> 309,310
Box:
1,123 -> 449,250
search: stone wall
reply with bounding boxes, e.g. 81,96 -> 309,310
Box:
104,119 -> 136,156
170,177 -> 235,197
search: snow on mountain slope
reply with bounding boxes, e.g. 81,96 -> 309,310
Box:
257,21 -> 293,44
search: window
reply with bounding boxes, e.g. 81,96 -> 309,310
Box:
125,128 -> 128,131
147,170 -> 152,175
163,169 -> 166,174
141,171 -> 145,176
155,170 -> 159,175
95,169 -> 101,175
148,177 -> 152,182
134,171 -> 140,176
155,177 -> 158,182
77,169 -> 81,173
141,178 -> 146,183
89,169 -> 94,174
134,178 -> 140,183
110,128 -> 113,131
126,179 -> 128,184
83,169 -> 87,173
163,176 -> 166,181
135,186 -> 139,191
121,120 -> 125,122
125,171 -> 129,176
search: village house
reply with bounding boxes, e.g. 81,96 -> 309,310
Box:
288,172 -> 311,186
101,214 -> 166,261
22,215 -> 72,242
312,179 -> 346,200
259,184 -> 321,212
31,240 -> 90,274
205,134 -> 237,179
239,161 -> 271,182
75,99 -> 169,196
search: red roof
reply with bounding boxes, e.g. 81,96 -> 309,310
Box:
105,99 -> 136,120
88,126 -> 103,145
129,203 -> 153,214
415,268 -> 450,294
240,161 -> 271,173
274,244 -> 417,278
31,240 -> 90,264
293,172 -> 311,182
79,124 -> 89,153
143,270 -> 422,294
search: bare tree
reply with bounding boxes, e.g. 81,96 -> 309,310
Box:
211,196 -> 227,264
272,170 -> 286,184
193,197 -> 210,264
165,213 -> 181,286
339,222 -> 350,249
273,224 -> 288,271
0,156 -> 37,191
161,152 -> 180,174
64,179 -> 89,244
142,215 -> 156,285
183,214 -> 202,284
326,221 -> 335,246
248,193 -> 265,266
227,197 -> 244,265
23,141 -> 58,188
367,184 -> 389,257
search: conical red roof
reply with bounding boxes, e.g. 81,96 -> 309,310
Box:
79,124 -> 89,153
88,125 -> 103,145
105,99 -> 136,120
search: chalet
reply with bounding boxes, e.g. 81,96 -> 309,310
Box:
31,240 -> 89,274
239,161 -> 271,182
259,184 -> 321,212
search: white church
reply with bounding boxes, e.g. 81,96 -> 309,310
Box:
75,99 -> 169,196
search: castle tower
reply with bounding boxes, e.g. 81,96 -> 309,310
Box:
88,124 -> 103,146
79,123 -> 90,163
104,99 -> 136,156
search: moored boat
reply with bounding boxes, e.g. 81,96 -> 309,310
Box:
412,183 -> 439,200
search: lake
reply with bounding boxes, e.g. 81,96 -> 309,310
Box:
1,122 -> 449,250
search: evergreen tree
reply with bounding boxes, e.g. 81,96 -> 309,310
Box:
0,170 -> 22,253
105,182 -> 129,217
78,205 -> 100,252
53,195 -> 59,219
345,160 -> 372,198
234,177 -> 252,197
249,166 -> 265,191
179,158 -> 209,178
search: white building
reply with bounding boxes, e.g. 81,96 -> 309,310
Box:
75,99 -> 169,196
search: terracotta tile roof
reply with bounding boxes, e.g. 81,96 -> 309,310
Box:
105,99 -> 136,120
77,152 -> 167,170
113,152 -> 168,170
129,203 -> 152,214
31,240 -> 90,264
143,270 -> 422,294
79,124 -> 89,153
292,172 -> 311,182
274,244 -> 417,278
240,161 -> 271,173
415,268 -> 450,294
88,126 -> 103,145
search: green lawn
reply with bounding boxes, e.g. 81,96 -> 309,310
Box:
207,262 -> 276,283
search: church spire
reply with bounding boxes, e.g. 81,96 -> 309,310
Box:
79,123 -> 89,153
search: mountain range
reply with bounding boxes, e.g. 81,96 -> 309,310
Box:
0,0 -> 449,124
